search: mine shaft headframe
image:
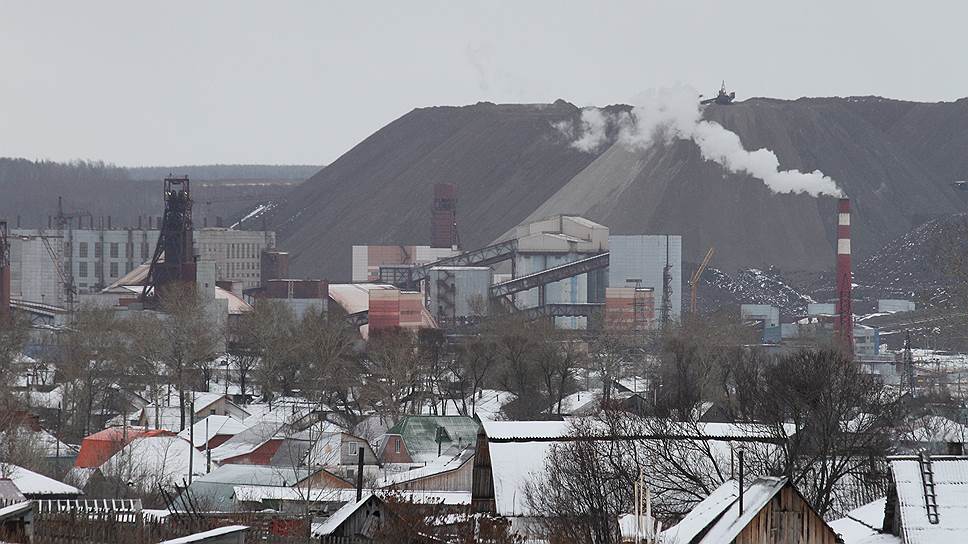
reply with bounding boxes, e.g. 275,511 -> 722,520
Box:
165,175 -> 191,201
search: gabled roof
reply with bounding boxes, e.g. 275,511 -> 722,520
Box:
0,479 -> 26,502
0,463 -> 81,497
662,480 -> 740,543
312,493 -> 380,537
378,445 -> 475,487
693,477 -> 788,543
102,435 -> 206,488
889,456 -> 968,543
177,415 -> 248,448
385,415 -> 480,463
829,498 -> 901,544
75,426 -> 171,468
662,477 -> 825,544
209,419 -> 286,462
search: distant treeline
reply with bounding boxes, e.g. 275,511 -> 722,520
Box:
126,164 -> 322,182
0,158 -> 306,229
0,157 -> 160,229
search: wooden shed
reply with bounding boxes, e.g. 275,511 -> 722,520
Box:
664,476 -> 839,544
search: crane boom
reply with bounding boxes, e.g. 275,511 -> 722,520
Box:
689,247 -> 715,314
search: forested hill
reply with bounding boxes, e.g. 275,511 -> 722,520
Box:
0,158 -> 156,228
0,158 -> 317,228
126,164 -> 322,182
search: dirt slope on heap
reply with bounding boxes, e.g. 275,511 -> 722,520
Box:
525,97 -> 963,272
266,97 -> 968,279
263,101 -> 600,279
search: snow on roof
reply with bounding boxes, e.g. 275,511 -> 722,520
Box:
328,283 -> 392,315
177,415 -> 248,448
386,416 -> 480,463
829,498 -> 901,544
554,391 -> 600,415
0,501 -> 33,520
697,477 -> 788,543
468,389 -> 516,420
0,480 -> 26,502
481,420 -> 571,441
215,286 -> 252,315
27,385 -> 64,409
0,464 -> 81,497
662,479 -> 740,544
378,446 -> 474,487
209,419 -> 285,462
176,464 -> 310,511
890,456 -> 968,543
102,435 -> 206,489
158,525 -> 249,544
900,415 -> 968,444
234,485 -> 353,503
486,439 -> 556,516
312,493 -> 376,536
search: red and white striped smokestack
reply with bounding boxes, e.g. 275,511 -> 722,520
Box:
836,198 -> 853,354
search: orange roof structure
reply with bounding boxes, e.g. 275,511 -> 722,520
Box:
74,427 -> 173,468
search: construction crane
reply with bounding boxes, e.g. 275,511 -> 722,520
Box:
49,197 -> 91,312
689,247 -> 715,314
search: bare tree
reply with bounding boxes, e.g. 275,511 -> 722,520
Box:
155,282 -> 222,430
447,336 -> 497,416
359,328 -> 420,426
57,305 -> 127,437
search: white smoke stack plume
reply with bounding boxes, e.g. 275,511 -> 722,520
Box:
563,85 -> 844,198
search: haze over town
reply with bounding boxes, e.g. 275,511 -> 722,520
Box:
2,3 -> 968,544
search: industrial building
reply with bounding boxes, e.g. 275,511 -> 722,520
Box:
510,215 -> 609,328
428,266 -> 491,326
195,227 -> 276,291
351,245 -> 459,283
6,226 -> 274,306
608,235 -> 682,325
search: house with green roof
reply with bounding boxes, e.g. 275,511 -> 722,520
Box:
378,415 -> 480,464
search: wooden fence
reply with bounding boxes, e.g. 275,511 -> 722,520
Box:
33,510 -> 311,544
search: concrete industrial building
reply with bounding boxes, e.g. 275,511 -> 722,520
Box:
608,235 -> 682,325
8,227 -> 274,305
428,266 -> 492,326
511,215 -> 609,328
351,245 -> 459,283
195,228 -> 276,291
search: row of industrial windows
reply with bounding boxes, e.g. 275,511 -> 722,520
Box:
77,261 -> 134,278
73,241 -> 150,260
228,242 -> 262,260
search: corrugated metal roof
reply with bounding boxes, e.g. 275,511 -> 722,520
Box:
891,457 -> 968,543
386,416 -> 480,463
481,420 -> 571,441
662,479 -> 740,544
697,477 -> 788,543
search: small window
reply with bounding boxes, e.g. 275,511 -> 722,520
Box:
141,242 -> 149,259
110,242 -> 119,258
348,441 -> 359,456
394,437 -> 401,454
78,261 -> 88,278
110,262 -> 118,277
94,242 -> 102,258
78,242 -> 88,258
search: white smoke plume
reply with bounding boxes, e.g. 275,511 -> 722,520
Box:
562,85 -> 844,197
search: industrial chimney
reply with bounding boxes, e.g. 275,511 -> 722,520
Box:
431,183 -> 458,249
836,198 -> 853,354
0,221 -> 11,323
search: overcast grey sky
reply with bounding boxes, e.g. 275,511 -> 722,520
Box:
1,1 -> 962,166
